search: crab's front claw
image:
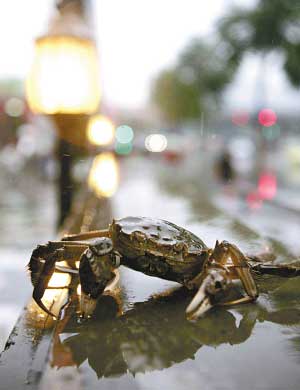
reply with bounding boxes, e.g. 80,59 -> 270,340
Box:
79,292 -> 98,319
186,284 -> 213,320
29,246 -> 66,318
78,237 -> 120,319
186,266 -> 232,321
79,270 -> 120,319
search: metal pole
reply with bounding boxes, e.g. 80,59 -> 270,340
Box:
56,139 -> 73,227
54,0 -> 95,227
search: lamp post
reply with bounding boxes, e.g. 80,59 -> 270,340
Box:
26,0 -> 100,226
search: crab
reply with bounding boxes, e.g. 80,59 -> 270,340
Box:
28,216 -> 300,320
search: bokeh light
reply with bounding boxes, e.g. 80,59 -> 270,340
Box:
246,191 -> 263,210
231,110 -> 250,127
87,115 -> 115,146
258,108 -> 277,127
145,134 -> 168,152
88,153 -> 119,198
115,141 -> 133,155
258,172 -> 277,200
262,124 -> 281,141
286,144 -> 300,164
4,97 -> 25,117
116,125 -> 134,144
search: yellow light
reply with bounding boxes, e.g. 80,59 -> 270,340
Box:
48,272 -> 71,288
145,134 -> 168,152
42,272 -> 71,303
88,152 -> 119,197
87,115 -> 115,146
26,36 -> 100,114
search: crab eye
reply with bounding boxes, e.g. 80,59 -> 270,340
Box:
215,281 -> 222,290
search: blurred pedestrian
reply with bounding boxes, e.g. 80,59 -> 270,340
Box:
215,149 -> 235,185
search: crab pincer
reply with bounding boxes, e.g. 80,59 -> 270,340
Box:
186,241 -> 258,320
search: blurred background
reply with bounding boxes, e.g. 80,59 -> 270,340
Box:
1,0 -> 300,380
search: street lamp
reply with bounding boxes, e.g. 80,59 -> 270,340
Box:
26,0 -> 100,226
26,35 -> 100,115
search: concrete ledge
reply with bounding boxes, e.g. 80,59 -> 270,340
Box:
0,191 -> 112,390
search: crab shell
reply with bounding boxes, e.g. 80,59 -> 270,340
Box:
109,217 -> 210,284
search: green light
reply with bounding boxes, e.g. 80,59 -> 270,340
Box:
116,125 -> 134,144
115,141 -> 133,155
262,124 -> 280,141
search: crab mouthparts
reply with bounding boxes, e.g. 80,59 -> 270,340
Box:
186,287 -> 213,320
80,292 -> 98,319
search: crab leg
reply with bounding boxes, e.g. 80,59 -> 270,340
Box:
62,229 -> 110,242
29,241 -> 89,317
250,261 -> 300,278
29,241 -> 89,285
222,242 -> 259,301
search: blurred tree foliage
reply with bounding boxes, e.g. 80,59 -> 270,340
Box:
151,39 -> 235,124
219,0 -> 300,86
153,1 -> 300,124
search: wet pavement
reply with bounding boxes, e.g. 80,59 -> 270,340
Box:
1,156 -> 300,389
0,173 -> 55,351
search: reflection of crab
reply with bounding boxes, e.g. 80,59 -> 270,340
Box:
52,278 -> 300,377
52,292 -> 257,376
29,217 -> 300,320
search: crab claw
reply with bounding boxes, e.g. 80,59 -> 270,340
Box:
79,270 -> 120,319
186,266 -> 231,321
186,285 -> 213,320
79,292 -> 98,319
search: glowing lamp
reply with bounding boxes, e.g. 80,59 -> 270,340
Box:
88,153 -> 119,198
145,134 -> 168,152
87,115 -> 115,146
26,35 -> 100,115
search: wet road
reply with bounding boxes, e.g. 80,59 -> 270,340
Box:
0,174 -> 55,351
1,157 -> 300,390
45,157 -> 299,390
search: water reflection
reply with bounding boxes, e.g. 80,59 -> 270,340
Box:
51,275 -> 300,379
